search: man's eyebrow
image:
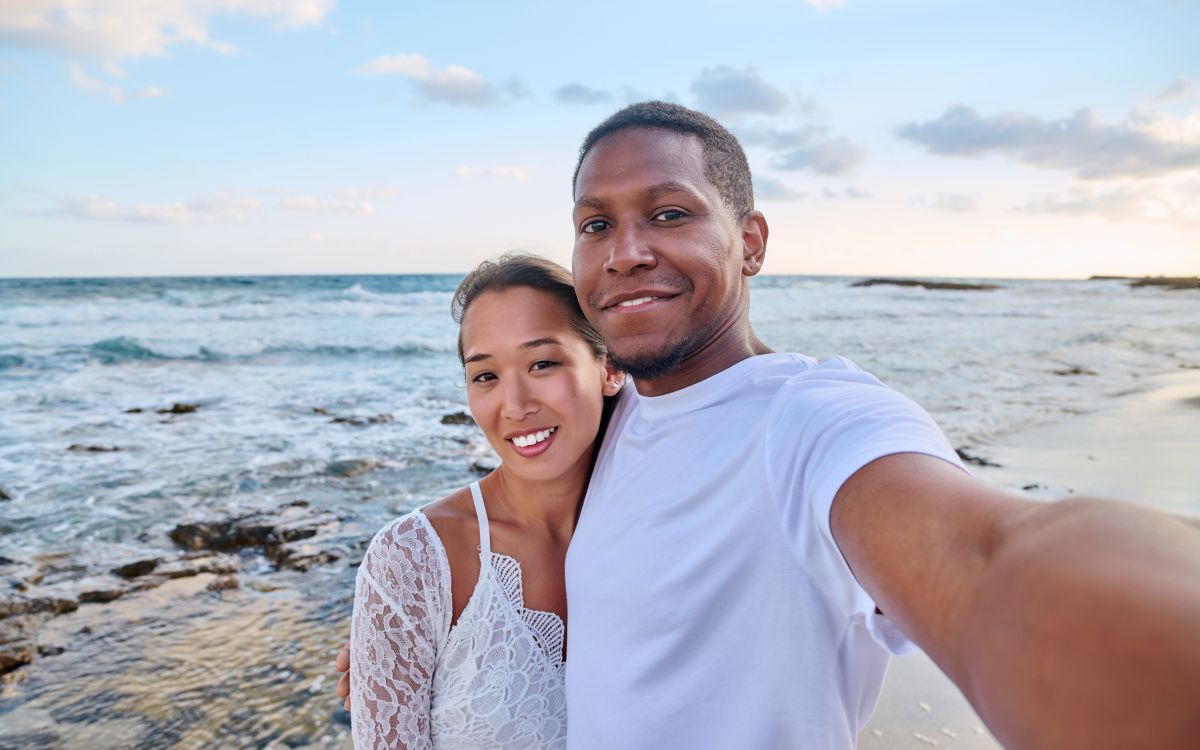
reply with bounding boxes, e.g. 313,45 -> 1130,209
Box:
463,338 -> 562,365
640,181 -> 698,203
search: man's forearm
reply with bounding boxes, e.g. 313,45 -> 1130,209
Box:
959,498 -> 1200,750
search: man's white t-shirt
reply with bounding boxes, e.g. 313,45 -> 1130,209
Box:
564,354 -> 962,749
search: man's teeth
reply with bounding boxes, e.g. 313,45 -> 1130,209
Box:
512,427 -> 556,448
616,296 -> 658,308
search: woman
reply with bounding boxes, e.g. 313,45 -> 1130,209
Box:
349,255 -> 624,749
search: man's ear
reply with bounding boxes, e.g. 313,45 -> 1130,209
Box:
602,360 -> 625,396
740,210 -> 768,277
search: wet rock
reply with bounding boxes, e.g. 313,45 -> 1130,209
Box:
157,402 -> 198,415
124,407 -> 144,413
851,278 -> 1001,291
469,461 -> 496,475
112,558 -> 160,579
37,643 -> 66,657
312,407 -> 330,415
0,593 -> 79,619
0,613 -> 40,673
1053,366 -> 1098,376
325,458 -> 383,478
331,413 -> 394,427
67,444 -> 121,453
156,553 -> 239,579
1022,483 -> 1042,491
955,447 -> 1001,468
0,487 -> 11,501
441,411 -> 475,426
169,505 -> 343,571
206,575 -> 240,592
77,578 -> 129,604
331,707 -> 352,727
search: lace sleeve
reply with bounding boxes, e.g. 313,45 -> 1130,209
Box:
350,513 -> 452,749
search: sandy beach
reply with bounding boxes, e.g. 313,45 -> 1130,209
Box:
860,368 -> 1200,749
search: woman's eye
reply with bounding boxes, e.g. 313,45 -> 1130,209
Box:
531,360 -> 558,371
471,372 -> 496,384
581,219 -> 609,234
653,209 -> 685,222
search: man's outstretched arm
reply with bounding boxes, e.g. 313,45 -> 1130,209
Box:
832,453 -> 1200,750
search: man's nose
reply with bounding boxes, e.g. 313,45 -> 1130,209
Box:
500,376 -> 537,421
605,222 -> 657,275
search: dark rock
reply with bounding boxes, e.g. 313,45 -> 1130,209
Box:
205,575 -> 239,592
441,411 -> 475,425
0,614 -> 39,673
112,558 -> 160,579
331,413 -> 394,427
124,407 -> 144,413
156,402 -> 198,415
1128,276 -> 1199,291
37,643 -> 66,657
156,554 -> 239,579
851,278 -> 1001,291
312,407 -> 330,415
331,708 -> 352,727
469,461 -> 496,475
0,593 -> 79,618
0,487 -> 10,502
325,458 -> 383,478
1053,366 -> 1098,376
955,447 -> 1001,468
1022,483 -> 1042,491
169,506 -> 343,571
67,444 -> 121,453
78,585 -> 127,604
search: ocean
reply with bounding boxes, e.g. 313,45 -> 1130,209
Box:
1,273 -> 1197,747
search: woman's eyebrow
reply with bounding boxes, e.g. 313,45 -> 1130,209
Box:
464,338 -> 562,364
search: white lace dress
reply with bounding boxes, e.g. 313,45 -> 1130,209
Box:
350,482 -> 568,749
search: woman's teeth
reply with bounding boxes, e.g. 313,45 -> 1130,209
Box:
512,427 -> 556,448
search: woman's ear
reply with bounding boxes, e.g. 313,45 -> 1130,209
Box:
602,359 -> 625,396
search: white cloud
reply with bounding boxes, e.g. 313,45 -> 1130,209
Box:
68,62 -> 163,102
690,65 -> 789,116
555,83 -> 613,105
897,104 -> 1200,180
0,0 -> 333,61
753,176 -> 805,201
57,194 -> 261,223
355,52 -> 515,106
454,165 -> 529,181
917,193 -> 980,213
821,186 -> 872,200
1154,79 -> 1193,102
282,194 -> 374,215
1021,179 -> 1200,227
771,135 -> 866,176
805,0 -> 845,9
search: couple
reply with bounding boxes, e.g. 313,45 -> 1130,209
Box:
341,102 -> 1200,749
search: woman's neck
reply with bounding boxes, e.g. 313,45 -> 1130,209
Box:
481,458 -> 591,540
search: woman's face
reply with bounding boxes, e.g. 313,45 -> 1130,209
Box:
460,286 -> 621,484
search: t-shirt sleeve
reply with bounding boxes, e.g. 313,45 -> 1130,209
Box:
764,357 -> 963,654
350,513 -> 452,749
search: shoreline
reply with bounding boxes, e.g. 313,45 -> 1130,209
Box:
860,368 -> 1200,748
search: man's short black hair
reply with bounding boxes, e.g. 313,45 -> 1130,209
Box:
572,100 -> 755,218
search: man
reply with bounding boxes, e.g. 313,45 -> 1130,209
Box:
340,102 -> 1200,748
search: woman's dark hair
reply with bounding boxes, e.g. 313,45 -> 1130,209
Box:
451,254 -> 607,365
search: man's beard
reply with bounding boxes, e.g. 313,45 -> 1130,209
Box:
606,326 -> 707,382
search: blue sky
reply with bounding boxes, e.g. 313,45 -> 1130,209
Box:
2,0 -> 1198,278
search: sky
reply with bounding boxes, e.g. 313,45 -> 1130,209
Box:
1,0 -> 1198,279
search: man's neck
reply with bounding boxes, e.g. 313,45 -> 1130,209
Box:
633,325 -> 773,397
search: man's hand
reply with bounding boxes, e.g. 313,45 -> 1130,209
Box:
335,641 -> 351,709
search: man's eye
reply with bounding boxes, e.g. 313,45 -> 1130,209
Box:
581,219 -> 609,234
653,209 -> 685,222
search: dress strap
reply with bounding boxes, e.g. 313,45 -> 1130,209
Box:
468,481 -> 492,559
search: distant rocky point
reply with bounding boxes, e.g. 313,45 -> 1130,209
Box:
1088,275 -> 1199,291
851,278 -> 1001,291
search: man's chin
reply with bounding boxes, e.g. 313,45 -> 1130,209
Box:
607,344 -> 690,383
